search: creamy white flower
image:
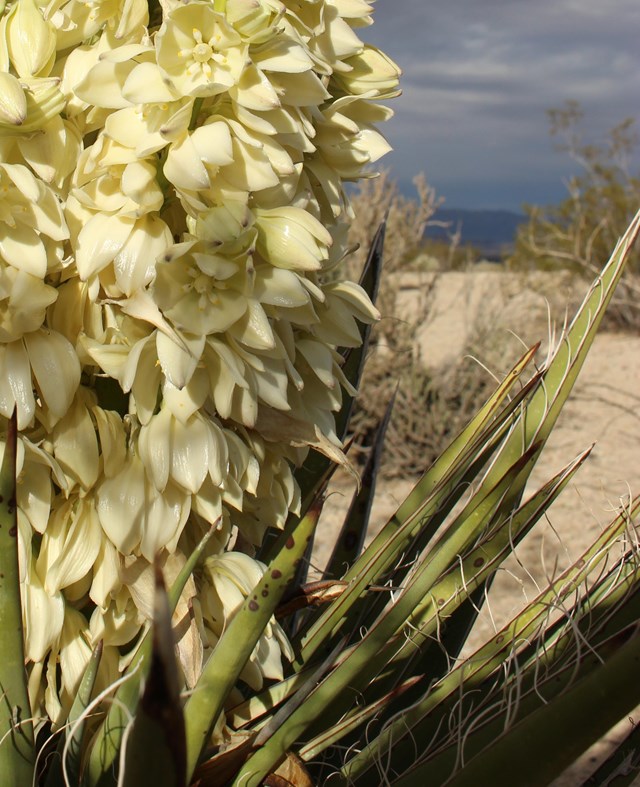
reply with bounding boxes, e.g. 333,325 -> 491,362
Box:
334,44 -> 401,97
200,551 -> 292,689
53,0 -> 149,50
156,3 -> 247,97
0,71 -> 27,124
0,265 -> 57,343
89,587 -> 143,647
0,329 -> 81,428
138,407 -> 228,494
96,452 -> 191,560
2,0 -> 398,724
0,162 -> 68,277
75,212 -> 172,295
50,392 -> 100,491
36,495 -> 103,594
163,121 -> 234,191
22,555 -> 65,663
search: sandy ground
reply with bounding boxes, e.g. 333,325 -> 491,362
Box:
311,270 -> 640,785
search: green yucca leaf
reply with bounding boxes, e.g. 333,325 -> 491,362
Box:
297,675 -> 423,765
44,642 -> 103,787
472,209 -> 640,507
368,446 -> 592,698
0,412 -> 34,785
121,568 -> 186,787
293,346 -> 540,667
232,447 -> 540,785
183,499 -> 323,781
297,441 -> 556,749
430,625 -> 640,787
334,219 -> 386,439
587,717 -> 640,786
323,390 -> 396,579
87,525 -> 216,786
344,498 -> 639,784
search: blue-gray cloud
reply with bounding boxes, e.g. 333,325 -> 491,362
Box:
361,0 -> 640,209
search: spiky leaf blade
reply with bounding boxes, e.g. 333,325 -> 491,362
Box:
121,567 -> 186,787
87,525 -> 216,786
0,412 -> 34,784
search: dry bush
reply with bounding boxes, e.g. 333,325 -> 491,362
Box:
346,170 -> 441,276
345,172 -> 525,477
510,102 -> 640,332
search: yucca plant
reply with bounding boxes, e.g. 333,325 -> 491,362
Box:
3,213 -> 640,786
2,0 -> 640,784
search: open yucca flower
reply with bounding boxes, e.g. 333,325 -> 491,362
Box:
2,1 -> 640,785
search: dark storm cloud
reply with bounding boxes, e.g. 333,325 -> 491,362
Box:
362,0 -> 640,209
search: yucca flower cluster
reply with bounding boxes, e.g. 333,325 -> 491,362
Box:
0,0 -> 399,732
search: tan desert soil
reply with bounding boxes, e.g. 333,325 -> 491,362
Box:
311,270 -> 640,785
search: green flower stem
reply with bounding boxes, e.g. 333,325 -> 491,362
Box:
0,412 -> 34,784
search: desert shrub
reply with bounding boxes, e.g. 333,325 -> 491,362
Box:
510,101 -> 640,330
344,174 -> 550,477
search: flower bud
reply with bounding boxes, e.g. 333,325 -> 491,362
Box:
5,0 -> 57,78
336,45 -> 402,97
254,206 -> 333,271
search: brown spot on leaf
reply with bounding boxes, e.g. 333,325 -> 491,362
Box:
272,569 -> 282,579
286,536 -> 295,549
248,600 -> 259,611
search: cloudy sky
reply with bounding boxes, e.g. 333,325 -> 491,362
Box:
363,0 -> 640,212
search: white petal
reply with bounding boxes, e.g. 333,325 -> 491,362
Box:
192,121 -> 234,166
96,455 -> 147,554
163,132 -> 210,191
0,340 -> 35,428
122,61 -> 178,104
156,330 -> 204,389
17,460 -> 51,534
139,482 -> 190,560
76,214 -> 133,280
113,215 -> 171,297
23,560 -> 65,662
52,400 -> 99,490
0,225 -> 47,276
38,498 -> 102,594
25,330 -> 81,420
169,415 -> 209,493
138,408 -> 172,492
89,537 -> 122,608
93,407 -> 127,479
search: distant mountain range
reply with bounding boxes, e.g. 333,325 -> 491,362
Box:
424,208 -> 527,258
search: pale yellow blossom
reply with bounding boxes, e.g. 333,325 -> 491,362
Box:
156,3 -> 247,97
